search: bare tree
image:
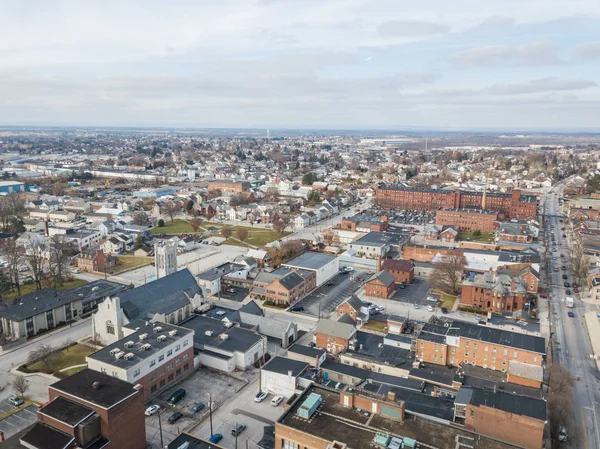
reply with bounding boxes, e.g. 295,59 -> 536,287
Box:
205,206 -> 215,222
322,228 -> 335,246
25,237 -> 47,290
28,344 -> 55,366
207,189 -> 222,199
163,201 -> 180,222
431,252 -> 467,294
571,236 -> 590,287
132,212 -> 148,225
2,237 -> 23,297
264,187 -> 280,202
248,214 -> 256,227
48,235 -> 70,287
12,375 -> 30,400
221,226 -> 233,239
547,364 -> 574,446
236,228 -> 249,245
273,219 -> 285,235
190,217 -> 202,232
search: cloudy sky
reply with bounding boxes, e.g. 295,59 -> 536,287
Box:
1,0 -> 600,130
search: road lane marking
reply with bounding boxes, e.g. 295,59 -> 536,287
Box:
581,409 -> 589,449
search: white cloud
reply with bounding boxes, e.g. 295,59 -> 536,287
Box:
573,42 -> 600,59
449,41 -> 562,67
377,20 -> 451,37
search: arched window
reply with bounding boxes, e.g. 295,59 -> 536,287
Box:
178,309 -> 183,323
169,313 -> 175,324
106,320 -> 115,335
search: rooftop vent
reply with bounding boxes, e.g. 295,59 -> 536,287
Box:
168,330 -> 177,337
220,334 -> 229,341
109,348 -> 121,356
114,351 -> 125,359
124,353 -> 134,360
153,326 -> 163,333
205,330 -> 213,337
141,343 -> 151,351
124,341 -> 135,348
92,381 -> 101,390
139,333 -> 148,341
157,335 -> 167,342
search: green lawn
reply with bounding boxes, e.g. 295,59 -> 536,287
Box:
439,293 -> 458,310
245,230 -> 291,246
223,238 -> 247,247
107,255 -> 153,274
457,231 -> 495,243
150,218 -> 196,234
6,278 -> 88,300
362,320 -> 388,333
20,344 -> 94,376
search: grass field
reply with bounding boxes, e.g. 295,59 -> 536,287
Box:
6,278 -> 88,300
457,231 -> 494,243
108,255 -> 153,274
362,320 -> 388,333
149,218 -> 196,234
439,293 -> 458,310
20,344 -> 94,377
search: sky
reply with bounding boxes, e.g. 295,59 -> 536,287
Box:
1,0 -> 600,130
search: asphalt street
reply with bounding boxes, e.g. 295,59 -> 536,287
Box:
543,183 -> 600,449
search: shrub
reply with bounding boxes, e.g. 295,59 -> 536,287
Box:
158,219 -> 165,227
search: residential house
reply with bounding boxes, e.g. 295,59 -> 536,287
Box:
315,319 -> 357,354
365,270 -> 396,299
335,295 -> 369,326
381,258 -> 414,285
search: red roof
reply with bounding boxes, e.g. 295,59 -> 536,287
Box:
382,259 -> 414,272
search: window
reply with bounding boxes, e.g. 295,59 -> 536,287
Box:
112,371 -> 118,377
167,350 -> 173,357
183,339 -> 188,347
184,363 -> 189,371
150,359 -> 156,367
434,354 -> 438,362
503,348 -> 508,356
176,358 -> 181,365
484,345 -> 488,352
434,345 -> 438,352
160,379 -> 165,387
167,363 -> 173,370
473,343 -> 477,349
159,369 -> 164,376
513,351 -> 518,359
282,440 -> 300,449
483,355 -> 488,362
532,356 -> 537,363
183,354 -> 188,360
465,351 -> 469,358
106,321 -> 115,335
101,367 -> 106,373
420,342 -> 424,348
175,344 -> 181,352
168,374 -> 174,382
159,354 -> 164,362
465,341 -> 470,348
472,352 -> 476,359
133,368 -> 140,377
150,385 -> 157,393
150,374 -> 156,381
176,368 -> 181,376
492,357 -> 496,363
470,410 -> 475,418
451,347 -> 455,354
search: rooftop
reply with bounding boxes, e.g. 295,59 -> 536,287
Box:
262,356 -> 309,377
0,280 -> 129,321
282,251 -> 337,270
38,396 -> 95,427
288,344 -> 326,359
87,321 -> 193,369
352,231 -> 408,247
50,368 -> 140,409
197,262 -> 246,281
181,314 -> 263,354
166,432 -> 226,449
459,386 -> 547,421
20,422 -> 74,449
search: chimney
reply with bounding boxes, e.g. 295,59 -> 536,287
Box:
315,354 -> 320,368
387,391 -> 396,402
92,381 -> 101,390
377,256 -> 382,273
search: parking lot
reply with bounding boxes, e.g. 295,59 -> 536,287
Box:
293,268 -> 369,317
390,278 -> 433,305
145,368 -> 247,447
218,286 -> 250,302
0,404 -> 38,439
366,208 -> 435,226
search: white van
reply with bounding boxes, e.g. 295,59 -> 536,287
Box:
271,395 -> 284,406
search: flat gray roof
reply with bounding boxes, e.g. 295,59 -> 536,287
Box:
282,251 -> 337,271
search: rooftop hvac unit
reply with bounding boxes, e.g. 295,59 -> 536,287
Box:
205,331 -> 213,336
115,351 -> 125,359
224,321 -> 234,328
157,335 -> 167,342
124,341 -> 135,348
109,348 -> 121,356
141,343 -> 151,351
153,326 -> 163,333
168,330 -> 177,337
220,334 -> 229,341
124,353 -> 134,360
139,333 -> 148,341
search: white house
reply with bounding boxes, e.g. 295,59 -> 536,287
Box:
260,356 -> 310,398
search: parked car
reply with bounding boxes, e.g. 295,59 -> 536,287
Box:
573,288 -> 579,293
427,305 -> 433,312
441,307 -> 448,314
209,434 -> 223,444
325,282 -> 335,287
271,395 -> 284,406
254,391 -> 269,403
145,405 -> 160,416
7,396 -> 24,407
345,267 -> 354,272
426,296 -> 438,302
564,282 -> 570,287
290,305 -> 304,312
413,303 -> 420,309
568,311 -> 575,318
232,423 -> 246,436
190,402 -> 205,414
168,412 -> 183,424
566,290 -> 572,295
167,388 -> 186,405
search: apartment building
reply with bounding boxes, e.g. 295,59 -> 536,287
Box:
381,258 -> 414,284
315,319 -> 356,354
20,369 -> 146,449
415,319 -> 545,387
365,270 -> 396,299
208,179 -> 250,193
435,208 -> 499,233
341,213 -> 389,232
375,185 -> 538,219
86,321 -> 194,401
251,268 -> 315,306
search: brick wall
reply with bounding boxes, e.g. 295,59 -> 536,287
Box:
436,210 -> 498,232
136,346 -> 195,401
365,280 -> 394,299
275,423 -> 331,449
315,333 -> 349,354
416,339 -> 447,365
337,302 -> 359,320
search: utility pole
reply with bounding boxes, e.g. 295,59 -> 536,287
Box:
235,422 -> 238,449
209,393 -> 213,436
158,410 -> 164,448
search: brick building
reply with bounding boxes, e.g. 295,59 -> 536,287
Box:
454,386 -> 546,449
20,368 -> 146,449
435,209 -> 499,233
375,185 -> 538,219
380,258 -> 414,284
250,267 -> 316,305
315,319 -> 356,354
415,319 -> 545,386
86,320 -> 194,401
460,268 -> 538,313
207,179 -> 250,193
77,249 -> 118,273
335,295 -> 369,325
365,270 -> 396,299
341,214 -> 389,232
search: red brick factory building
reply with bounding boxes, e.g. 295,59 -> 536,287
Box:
375,185 -> 538,219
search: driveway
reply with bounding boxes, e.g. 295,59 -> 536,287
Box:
293,269 -> 368,317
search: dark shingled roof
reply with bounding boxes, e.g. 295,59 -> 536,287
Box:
262,356 -> 309,376
50,368 -> 139,409
118,268 -> 200,320
39,396 -> 95,426
382,259 -> 414,272
166,432 -> 226,449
